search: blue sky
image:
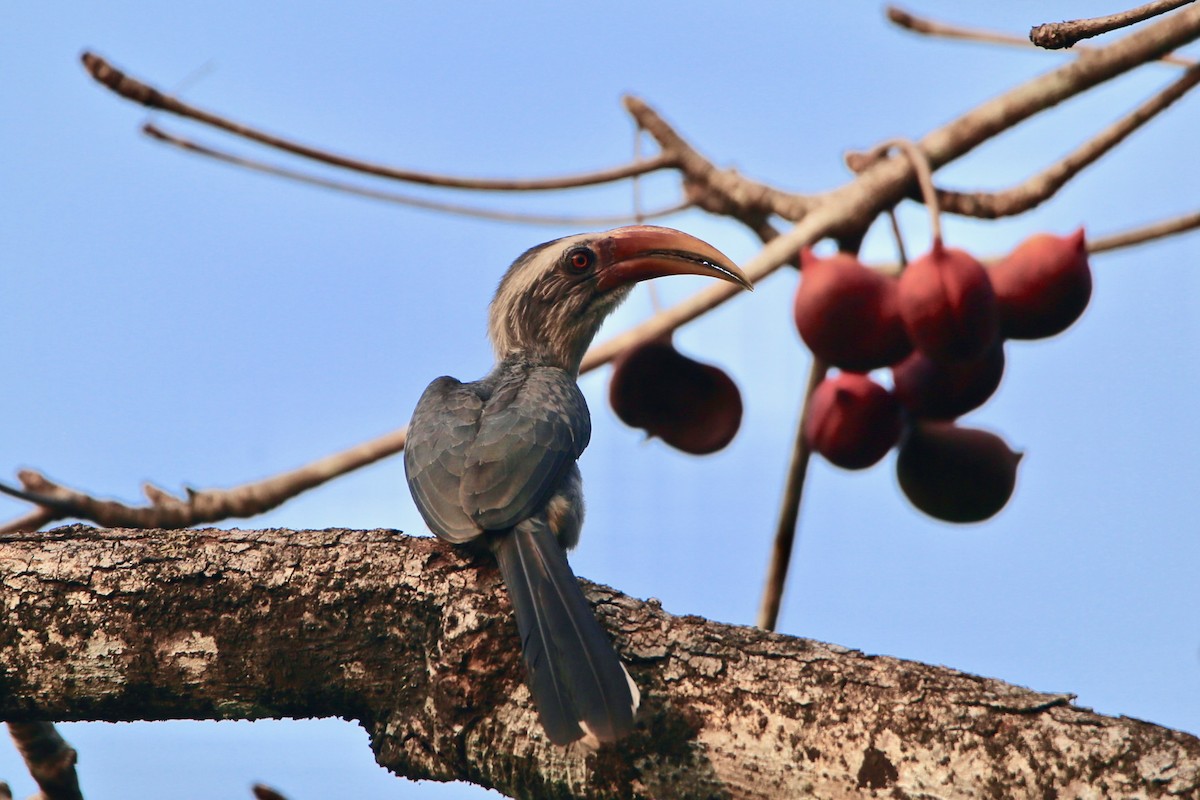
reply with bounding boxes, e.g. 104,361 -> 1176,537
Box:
2,3 -> 1198,798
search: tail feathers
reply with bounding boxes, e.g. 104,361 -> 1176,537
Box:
492,519 -> 639,746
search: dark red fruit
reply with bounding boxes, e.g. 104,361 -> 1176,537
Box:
793,249 -> 912,372
805,373 -> 902,470
898,240 -> 998,363
609,338 -> 742,455
896,422 -> 1021,523
990,228 -> 1092,340
892,342 -> 1005,420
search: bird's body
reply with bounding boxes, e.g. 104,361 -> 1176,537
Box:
404,226 -> 750,746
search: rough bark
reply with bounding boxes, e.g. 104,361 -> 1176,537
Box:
1,526 -> 1196,799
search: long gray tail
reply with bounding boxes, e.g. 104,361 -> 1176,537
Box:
491,518 -> 640,745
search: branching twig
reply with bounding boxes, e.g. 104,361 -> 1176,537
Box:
852,64 -> 1200,219
7,723 -> 83,800
0,428 -> 406,532
81,52 -> 675,191
143,123 -> 692,227
888,4 -> 1196,67
1031,0 -> 1196,50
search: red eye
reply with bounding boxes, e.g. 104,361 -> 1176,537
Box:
566,248 -> 595,273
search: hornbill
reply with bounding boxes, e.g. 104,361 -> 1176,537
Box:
404,226 -> 751,746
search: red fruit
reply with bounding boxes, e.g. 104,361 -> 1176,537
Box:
793,250 -> 912,372
892,342 -> 1005,420
898,240 -> 999,363
896,422 -> 1021,523
609,338 -> 742,455
805,373 -> 902,470
990,229 -> 1092,340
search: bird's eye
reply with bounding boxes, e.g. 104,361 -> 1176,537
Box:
565,247 -> 596,274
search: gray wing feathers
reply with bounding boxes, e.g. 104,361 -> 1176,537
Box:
404,376 -> 486,543
462,367 -> 590,531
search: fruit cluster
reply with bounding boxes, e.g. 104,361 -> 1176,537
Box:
796,229 -> 1091,522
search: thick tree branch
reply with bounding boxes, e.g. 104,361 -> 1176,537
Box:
1,526 -> 1197,799
1031,0 -> 1196,50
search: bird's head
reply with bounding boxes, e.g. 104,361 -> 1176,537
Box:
488,225 -> 752,373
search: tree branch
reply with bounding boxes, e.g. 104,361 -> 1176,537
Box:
0,428 -> 406,532
856,62 -> 1200,219
887,4 -> 1197,67
80,53 -> 675,191
141,123 -> 692,227
1031,0 -> 1196,50
1,526 -> 1196,799
1089,207 -> 1200,251
6,723 -> 83,800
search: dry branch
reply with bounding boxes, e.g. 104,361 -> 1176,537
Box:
7,722 -> 83,800
903,63 -> 1200,218
888,4 -> 1198,67
80,53 -> 673,191
756,357 -> 827,632
1031,0 -> 1196,50
1089,207 -> 1200,251
2,525 -> 1198,799
142,124 -> 692,227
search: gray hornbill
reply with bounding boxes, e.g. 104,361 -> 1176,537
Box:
404,226 -> 751,746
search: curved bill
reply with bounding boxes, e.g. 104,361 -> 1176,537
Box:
593,225 -> 753,293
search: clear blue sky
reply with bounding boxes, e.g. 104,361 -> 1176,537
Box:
2,3 -> 1197,798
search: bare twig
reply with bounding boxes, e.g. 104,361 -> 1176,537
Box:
879,64 -> 1200,219
143,124 -> 692,227
1088,208 -> 1200,251
757,357 -> 828,631
7,723 -> 83,800
624,96 -> 812,229
1031,0 -> 1196,50
81,53 -> 673,191
888,4 -> 1196,67
0,428 -> 406,532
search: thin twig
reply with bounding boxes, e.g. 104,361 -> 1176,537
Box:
887,208 -> 910,268
909,64 -> 1200,219
887,4 -> 1196,67
757,357 -> 828,631
0,428 -> 406,532
7,723 -> 83,800
1088,208 -> 1200,251
143,124 -> 692,227
1031,0 -> 1196,50
81,53 -> 674,191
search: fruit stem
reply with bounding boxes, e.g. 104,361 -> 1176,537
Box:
876,138 -> 943,247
